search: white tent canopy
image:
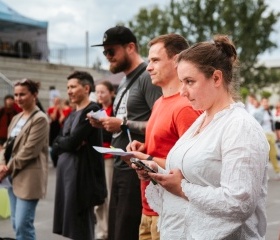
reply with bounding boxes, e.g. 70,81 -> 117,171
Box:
0,0 -> 49,60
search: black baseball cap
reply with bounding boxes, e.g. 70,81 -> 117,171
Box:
91,26 -> 137,47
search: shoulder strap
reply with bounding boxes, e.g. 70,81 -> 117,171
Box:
25,110 -> 40,126
14,110 -> 40,135
115,65 -> 146,115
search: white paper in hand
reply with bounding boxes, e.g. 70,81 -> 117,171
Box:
88,109 -> 108,120
93,146 -> 134,157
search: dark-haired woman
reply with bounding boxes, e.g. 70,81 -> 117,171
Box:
0,79 -> 49,240
138,35 -> 269,239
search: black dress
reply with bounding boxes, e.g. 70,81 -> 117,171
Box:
53,102 -> 107,240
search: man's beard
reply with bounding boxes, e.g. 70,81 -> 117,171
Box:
109,54 -> 131,74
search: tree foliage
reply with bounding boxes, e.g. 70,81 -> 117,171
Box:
126,0 -> 280,89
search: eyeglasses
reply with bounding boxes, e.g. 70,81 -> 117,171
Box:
103,48 -> 115,57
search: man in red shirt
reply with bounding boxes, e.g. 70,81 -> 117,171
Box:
127,34 -> 202,239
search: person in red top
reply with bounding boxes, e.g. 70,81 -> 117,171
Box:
59,99 -> 73,126
126,34 -> 202,239
0,95 -> 21,149
94,80 -> 115,240
47,97 -> 62,167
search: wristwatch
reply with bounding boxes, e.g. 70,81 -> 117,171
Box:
146,155 -> 154,161
120,117 -> 128,131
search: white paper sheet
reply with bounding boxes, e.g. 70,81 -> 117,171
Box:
93,146 -> 134,157
87,109 -> 108,120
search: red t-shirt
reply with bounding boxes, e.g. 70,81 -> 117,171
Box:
142,93 -> 202,216
0,107 -> 19,139
62,107 -> 72,119
47,106 -> 61,120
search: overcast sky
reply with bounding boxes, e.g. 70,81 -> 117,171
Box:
3,0 -> 280,67
4,0 -> 169,46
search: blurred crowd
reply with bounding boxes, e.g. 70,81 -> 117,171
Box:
246,94 -> 280,179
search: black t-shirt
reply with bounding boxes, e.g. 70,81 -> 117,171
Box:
111,62 -> 162,169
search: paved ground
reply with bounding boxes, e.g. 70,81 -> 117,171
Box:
0,163 -> 66,240
0,161 -> 280,240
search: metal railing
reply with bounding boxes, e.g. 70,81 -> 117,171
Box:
48,45 -> 103,68
0,37 -> 102,68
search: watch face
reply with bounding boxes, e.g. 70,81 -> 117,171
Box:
120,124 -> 128,132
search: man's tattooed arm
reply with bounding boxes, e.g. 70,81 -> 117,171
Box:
127,120 -> 147,135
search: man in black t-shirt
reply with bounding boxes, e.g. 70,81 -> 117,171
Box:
90,26 -> 162,240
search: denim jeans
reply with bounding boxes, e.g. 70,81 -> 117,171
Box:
8,187 -> 39,240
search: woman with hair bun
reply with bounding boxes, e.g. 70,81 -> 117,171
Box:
136,35 -> 269,239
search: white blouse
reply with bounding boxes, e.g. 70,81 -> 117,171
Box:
146,102 -> 269,240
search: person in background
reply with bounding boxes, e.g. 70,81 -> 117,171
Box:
126,33 -> 201,240
47,97 -> 62,167
245,93 -> 259,115
272,101 -> 280,143
0,95 -> 20,149
49,99 -> 73,166
52,71 -> 107,240
136,35 -> 269,239
0,79 -> 49,240
254,97 -> 280,180
94,80 -> 115,240
90,26 -> 162,240
58,99 -> 73,126
49,86 -> 60,107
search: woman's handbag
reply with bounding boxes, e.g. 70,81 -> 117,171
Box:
4,136 -> 16,163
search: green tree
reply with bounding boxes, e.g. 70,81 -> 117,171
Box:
127,6 -> 171,57
126,0 -> 280,89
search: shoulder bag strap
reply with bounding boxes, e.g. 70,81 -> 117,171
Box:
14,110 -> 40,145
24,110 -> 40,127
10,110 -> 40,136
114,66 -> 146,115
15,110 -> 40,138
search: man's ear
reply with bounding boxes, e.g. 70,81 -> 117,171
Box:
85,84 -> 91,94
126,42 -> 136,54
172,54 -> 179,69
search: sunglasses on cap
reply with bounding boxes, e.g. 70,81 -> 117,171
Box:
103,48 -> 115,57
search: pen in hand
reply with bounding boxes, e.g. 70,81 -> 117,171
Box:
127,128 -> 132,144
120,117 -> 133,144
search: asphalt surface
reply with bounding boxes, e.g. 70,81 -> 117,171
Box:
0,160 -> 280,240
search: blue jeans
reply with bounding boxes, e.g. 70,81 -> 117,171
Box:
8,187 -> 39,240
